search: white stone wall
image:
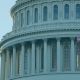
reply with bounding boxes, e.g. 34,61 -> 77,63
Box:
11,74 -> 80,80
10,0 -> 80,30
1,0 -> 80,80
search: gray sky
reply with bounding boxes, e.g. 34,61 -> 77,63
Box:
0,0 -> 16,41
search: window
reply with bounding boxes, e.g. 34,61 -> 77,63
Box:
15,13 -> 18,27
52,46 -> 57,69
63,45 -> 70,69
24,51 -> 28,74
17,52 -> 20,74
41,47 -> 44,70
76,4 -> 80,19
21,13 -> 23,27
27,10 -> 30,25
34,8 -> 38,23
64,4 -> 69,19
53,5 -> 58,20
43,6 -> 47,21
76,44 -> 80,69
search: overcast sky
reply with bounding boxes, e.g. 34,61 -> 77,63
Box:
0,0 -> 16,41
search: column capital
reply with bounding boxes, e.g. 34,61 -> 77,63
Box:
13,44 -> 16,47
31,40 -> 36,43
20,42 -> 25,45
43,38 -> 48,42
56,37 -> 61,41
6,47 -> 10,51
70,37 -> 75,41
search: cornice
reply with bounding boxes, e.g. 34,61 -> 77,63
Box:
0,28 -> 80,47
1,20 -> 80,46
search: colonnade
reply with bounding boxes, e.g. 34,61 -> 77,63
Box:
1,37 -> 76,80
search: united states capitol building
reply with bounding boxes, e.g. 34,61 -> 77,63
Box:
0,0 -> 80,80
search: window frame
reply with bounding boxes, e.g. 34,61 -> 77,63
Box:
51,45 -> 57,71
64,4 -> 69,19
76,4 -> 80,19
43,6 -> 48,21
34,8 -> 38,23
40,47 -> 44,72
76,43 -> 80,70
53,5 -> 58,20
63,42 -> 70,71
27,10 -> 30,25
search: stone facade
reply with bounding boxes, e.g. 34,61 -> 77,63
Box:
0,0 -> 80,80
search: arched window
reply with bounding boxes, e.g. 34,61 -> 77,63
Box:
27,10 -> 30,25
63,45 -> 70,69
34,8 -> 38,23
41,47 -> 44,70
76,4 -> 80,19
52,46 -> 57,69
43,6 -> 47,21
64,4 -> 69,19
53,5 -> 58,20
15,13 -> 18,28
17,51 -> 20,74
21,13 -> 23,27
76,44 -> 80,69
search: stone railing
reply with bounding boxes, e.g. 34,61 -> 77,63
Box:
0,20 -> 80,43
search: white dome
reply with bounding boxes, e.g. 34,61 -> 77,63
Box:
1,0 -> 80,80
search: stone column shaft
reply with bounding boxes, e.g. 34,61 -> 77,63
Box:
57,38 -> 61,72
71,37 -> 75,72
1,52 -> 5,80
13,45 -> 16,77
31,40 -> 35,74
11,54 -> 13,78
20,42 -> 25,76
43,39 -> 47,73
6,48 -> 9,79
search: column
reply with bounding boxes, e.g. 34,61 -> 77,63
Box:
13,15 -> 16,30
13,45 -> 16,77
39,4 -> 42,23
43,39 -> 48,73
48,2 -> 51,21
20,42 -> 25,76
57,38 -> 61,72
1,51 -> 5,80
19,11 -> 21,28
27,48 -> 31,74
71,1 -> 75,20
30,7 -> 33,24
59,1 -> 63,20
31,40 -> 35,74
23,9 -> 26,27
11,54 -> 13,78
71,37 -> 75,72
36,45 -> 40,73
17,12 -> 19,29
6,48 -> 9,79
